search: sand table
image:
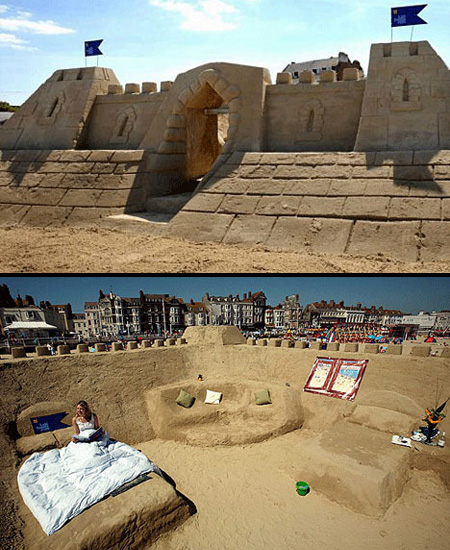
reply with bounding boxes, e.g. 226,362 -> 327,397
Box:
1,327 -> 449,549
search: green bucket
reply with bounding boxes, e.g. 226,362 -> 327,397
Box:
296,481 -> 309,496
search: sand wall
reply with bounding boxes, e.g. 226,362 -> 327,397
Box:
168,150 -> 450,261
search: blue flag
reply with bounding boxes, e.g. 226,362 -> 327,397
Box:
30,412 -> 69,434
85,39 -> 103,57
391,5 -> 427,27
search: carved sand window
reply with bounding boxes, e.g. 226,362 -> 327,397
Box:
111,106 -> 137,144
298,99 -> 324,141
306,109 -> 315,133
402,78 -> 409,102
46,91 -> 65,119
391,68 -> 421,111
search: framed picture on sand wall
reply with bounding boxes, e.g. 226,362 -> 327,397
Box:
304,357 -> 368,401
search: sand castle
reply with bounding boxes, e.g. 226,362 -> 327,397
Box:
0,41 -> 449,260
1,326 -> 449,549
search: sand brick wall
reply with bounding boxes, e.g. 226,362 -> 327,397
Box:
168,150 -> 450,261
0,149 -> 146,226
265,80 -> 365,151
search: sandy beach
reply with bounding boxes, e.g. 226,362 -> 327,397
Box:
1,328 -> 449,550
1,225 -> 450,273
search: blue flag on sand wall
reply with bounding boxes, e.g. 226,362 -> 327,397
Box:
85,39 -> 103,56
391,5 -> 427,27
30,412 -> 69,434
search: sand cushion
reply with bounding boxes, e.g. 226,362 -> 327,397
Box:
204,390 -> 222,405
176,390 -> 195,408
255,389 -> 272,405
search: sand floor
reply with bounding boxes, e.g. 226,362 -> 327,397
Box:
1,225 -> 449,273
142,433 -> 450,550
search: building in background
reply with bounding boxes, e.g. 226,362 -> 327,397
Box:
0,285 -> 59,339
184,300 -> 209,326
139,291 -> 184,335
265,304 -> 285,331
302,300 -> 368,328
400,311 -> 438,335
72,313 -> 89,340
84,302 -> 101,337
0,305 -> 59,339
282,295 -> 302,331
39,301 -> 72,333
202,291 -> 266,329
434,311 -> 450,334
97,290 -> 142,337
282,52 -> 363,82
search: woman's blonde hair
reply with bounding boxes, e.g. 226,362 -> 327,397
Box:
76,400 -> 92,420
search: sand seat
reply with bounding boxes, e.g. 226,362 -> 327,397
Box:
297,391 -> 422,516
20,469 -> 193,550
146,379 -> 303,445
16,427 -> 73,456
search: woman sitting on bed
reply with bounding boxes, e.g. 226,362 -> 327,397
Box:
71,400 -> 104,443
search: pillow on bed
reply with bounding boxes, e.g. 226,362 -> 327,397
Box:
176,389 -> 195,408
204,389 -> 222,405
255,389 -> 272,405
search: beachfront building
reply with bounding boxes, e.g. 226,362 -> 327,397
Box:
265,305 -> 285,330
139,292 -> 184,335
400,312 -> 438,335
380,310 -> 405,327
434,311 -> 450,334
84,302 -> 102,338
274,306 -> 284,329
0,305 -> 59,339
72,313 -> 89,340
282,295 -> 302,331
282,52 -> 363,82
202,291 -> 266,329
39,301 -> 74,333
265,306 -> 274,329
97,291 -> 142,337
166,296 -> 185,334
184,300 -> 209,326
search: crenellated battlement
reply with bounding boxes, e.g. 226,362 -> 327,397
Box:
107,81 -> 174,95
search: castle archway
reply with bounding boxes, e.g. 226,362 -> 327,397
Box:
158,68 -> 241,185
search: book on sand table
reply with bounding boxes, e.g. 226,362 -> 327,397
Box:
73,428 -> 103,442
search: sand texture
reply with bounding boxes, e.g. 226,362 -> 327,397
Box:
1,225 -> 450,273
1,327 -> 449,550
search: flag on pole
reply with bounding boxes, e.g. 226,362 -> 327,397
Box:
391,5 -> 427,27
85,39 -> 103,57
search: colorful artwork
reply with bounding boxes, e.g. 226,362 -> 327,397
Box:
304,357 -> 368,401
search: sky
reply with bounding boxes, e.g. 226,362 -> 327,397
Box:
1,276 -> 449,314
0,0 -> 449,105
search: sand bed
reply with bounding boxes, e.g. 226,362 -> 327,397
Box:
1,327 -> 449,550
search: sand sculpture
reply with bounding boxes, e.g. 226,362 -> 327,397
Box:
1,326 -> 449,549
0,41 -> 449,259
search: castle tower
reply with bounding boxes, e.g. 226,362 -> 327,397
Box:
0,67 -> 120,150
355,41 -> 450,151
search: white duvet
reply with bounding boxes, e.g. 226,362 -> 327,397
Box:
18,430 -> 161,535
